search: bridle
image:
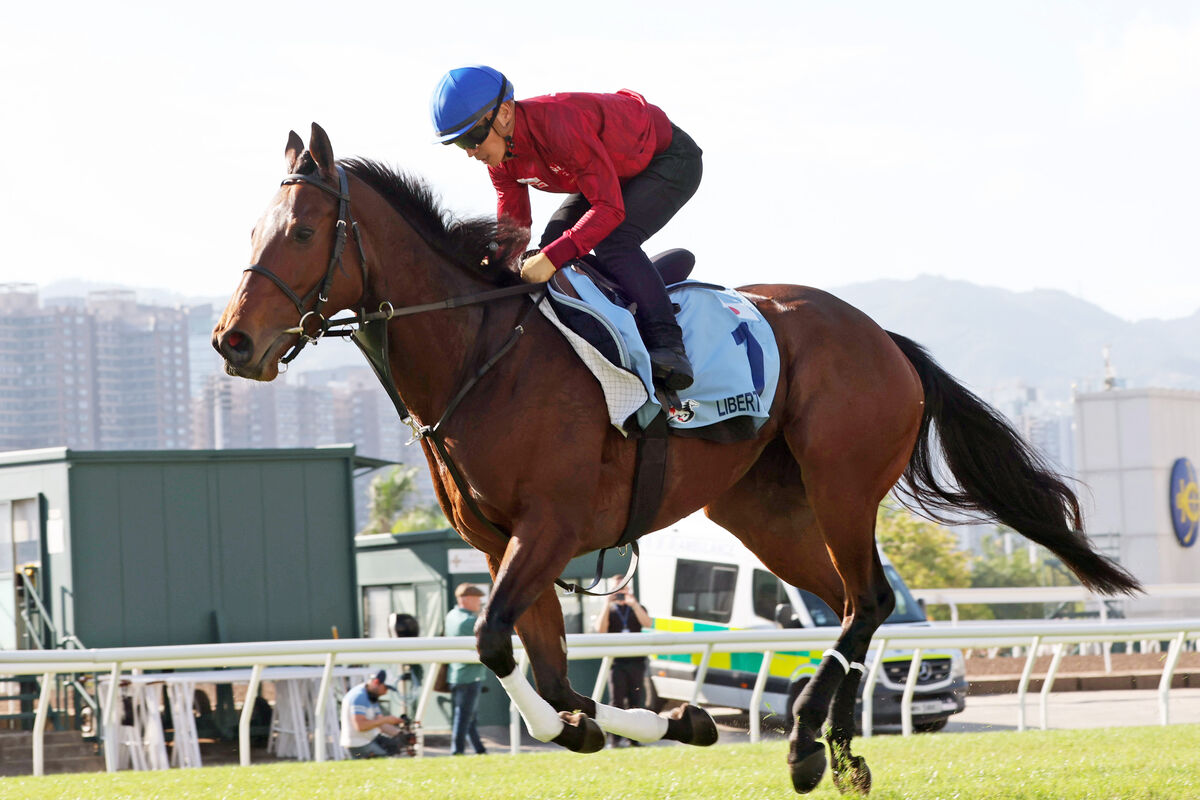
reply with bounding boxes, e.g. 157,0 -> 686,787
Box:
237,159 -> 635,596
244,165 -> 369,364
244,161 -> 543,363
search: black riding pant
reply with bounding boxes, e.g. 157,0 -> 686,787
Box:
538,125 -> 703,342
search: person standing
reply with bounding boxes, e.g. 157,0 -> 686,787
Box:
595,578 -> 653,747
444,583 -> 488,755
339,670 -> 404,758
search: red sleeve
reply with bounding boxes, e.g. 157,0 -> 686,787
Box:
490,166 -> 532,232
537,112 -> 626,268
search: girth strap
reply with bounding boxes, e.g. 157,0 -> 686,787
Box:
617,411 -> 669,549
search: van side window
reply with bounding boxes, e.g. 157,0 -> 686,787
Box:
751,569 -> 789,621
799,591 -> 841,627
672,560 -> 737,623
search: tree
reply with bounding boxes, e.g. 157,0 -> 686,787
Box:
875,502 -> 981,621
969,530 -> 1080,619
361,466 -> 448,535
874,503 -> 1085,621
874,502 -> 971,590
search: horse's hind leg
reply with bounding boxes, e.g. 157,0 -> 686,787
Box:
823,549 -> 891,794
706,430 -> 904,794
704,441 -> 850,794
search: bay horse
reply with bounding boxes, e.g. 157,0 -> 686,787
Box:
213,124 -> 1140,794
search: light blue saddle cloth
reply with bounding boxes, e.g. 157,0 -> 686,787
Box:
545,267 -> 780,434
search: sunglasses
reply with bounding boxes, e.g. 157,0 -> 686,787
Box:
453,115 -> 494,151
451,78 -> 510,151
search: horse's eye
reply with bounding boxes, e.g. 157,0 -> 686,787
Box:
293,226 -> 315,243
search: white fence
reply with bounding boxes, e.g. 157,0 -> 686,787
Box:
911,583 -> 1200,623
2,617 -> 1198,776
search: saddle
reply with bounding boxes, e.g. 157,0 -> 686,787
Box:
541,253 -> 781,444
549,249 -> 697,312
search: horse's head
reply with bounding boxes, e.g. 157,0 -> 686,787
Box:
213,123 -> 366,381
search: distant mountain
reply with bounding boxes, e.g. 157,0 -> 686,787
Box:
831,275 -> 1200,400
36,275 -> 1200,396
41,278 -> 229,312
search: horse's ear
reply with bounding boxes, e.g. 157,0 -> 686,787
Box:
309,122 -> 336,175
285,130 -> 304,173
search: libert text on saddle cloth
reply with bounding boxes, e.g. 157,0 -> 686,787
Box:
543,267 -> 781,434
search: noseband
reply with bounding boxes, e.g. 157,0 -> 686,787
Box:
243,164 -> 369,364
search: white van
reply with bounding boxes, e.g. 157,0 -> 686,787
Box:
637,512 -> 967,731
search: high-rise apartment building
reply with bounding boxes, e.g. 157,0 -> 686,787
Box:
87,291 -> 191,450
0,287 -> 192,452
0,285 -> 98,450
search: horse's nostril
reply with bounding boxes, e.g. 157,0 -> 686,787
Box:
220,329 -> 253,364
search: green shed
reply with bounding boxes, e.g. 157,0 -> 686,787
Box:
0,446 -> 385,651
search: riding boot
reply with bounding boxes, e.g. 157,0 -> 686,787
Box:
642,319 -> 694,392
586,231 -> 695,391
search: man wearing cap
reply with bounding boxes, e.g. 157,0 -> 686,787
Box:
430,65 -> 703,393
444,583 -> 488,755
339,670 -> 405,758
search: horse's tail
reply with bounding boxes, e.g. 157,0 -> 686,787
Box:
887,332 -> 1142,596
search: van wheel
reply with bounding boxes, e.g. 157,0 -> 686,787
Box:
780,678 -> 808,735
914,717 -> 948,733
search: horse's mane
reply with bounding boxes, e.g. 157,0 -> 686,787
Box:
336,158 -> 522,287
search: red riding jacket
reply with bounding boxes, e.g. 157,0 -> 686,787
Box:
487,90 -> 673,268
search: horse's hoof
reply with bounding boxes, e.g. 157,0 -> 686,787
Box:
831,754 -> 872,795
665,703 -> 719,746
551,711 -> 606,753
788,740 -> 827,794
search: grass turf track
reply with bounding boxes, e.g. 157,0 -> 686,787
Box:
3,724 -> 1197,800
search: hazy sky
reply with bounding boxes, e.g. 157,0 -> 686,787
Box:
2,1 -> 1197,321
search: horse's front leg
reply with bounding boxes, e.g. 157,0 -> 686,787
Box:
475,530 -> 605,753
515,588 -> 716,749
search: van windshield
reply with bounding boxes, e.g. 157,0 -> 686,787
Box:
797,564 -> 927,626
882,564 -> 926,623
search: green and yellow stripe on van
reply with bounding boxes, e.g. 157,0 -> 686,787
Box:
651,617 -> 824,682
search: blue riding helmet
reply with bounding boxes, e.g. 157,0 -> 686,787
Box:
430,65 -> 514,144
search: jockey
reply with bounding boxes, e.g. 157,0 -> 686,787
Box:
430,65 -> 702,392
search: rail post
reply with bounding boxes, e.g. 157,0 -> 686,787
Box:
748,650 -> 773,743
313,653 -> 336,761
239,664 -> 263,767
1158,631 -> 1186,725
32,670 -> 54,776
1039,642 -> 1066,731
1016,635 -> 1041,732
860,641 -> 885,739
900,647 -> 922,736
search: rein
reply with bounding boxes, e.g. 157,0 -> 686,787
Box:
247,161 -> 633,597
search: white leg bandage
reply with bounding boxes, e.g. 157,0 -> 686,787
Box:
823,649 -> 867,675
594,703 -> 669,742
498,670 -> 565,742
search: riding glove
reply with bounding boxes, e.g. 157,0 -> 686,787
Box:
519,252 -> 556,283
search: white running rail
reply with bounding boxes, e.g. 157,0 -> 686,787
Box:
3,617 -> 1197,775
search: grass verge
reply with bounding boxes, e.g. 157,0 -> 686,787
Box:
3,724 -> 1197,800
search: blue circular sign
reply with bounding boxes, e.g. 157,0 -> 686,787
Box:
1169,458 -> 1199,548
